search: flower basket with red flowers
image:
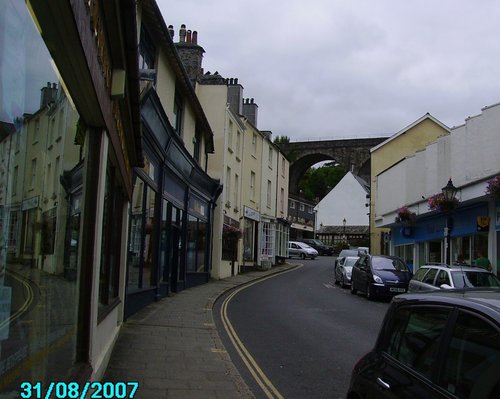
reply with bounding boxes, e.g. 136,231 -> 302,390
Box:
394,206 -> 417,225
485,175 -> 500,199
222,225 -> 242,240
427,193 -> 459,212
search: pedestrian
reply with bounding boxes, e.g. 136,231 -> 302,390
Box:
473,251 -> 492,271
455,254 -> 467,266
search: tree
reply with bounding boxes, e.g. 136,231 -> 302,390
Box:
273,135 -> 290,144
299,163 -> 347,202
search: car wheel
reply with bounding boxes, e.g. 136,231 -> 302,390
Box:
350,281 -> 357,295
300,253 -> 306,260
340,275 -> 346,288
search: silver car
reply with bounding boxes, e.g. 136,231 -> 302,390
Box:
288,241 -> 318,259
334,256 -> 359,287
408,264 -> 500,292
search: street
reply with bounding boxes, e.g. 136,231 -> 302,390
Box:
214,257 -> 390,399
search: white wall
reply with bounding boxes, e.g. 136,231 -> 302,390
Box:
376,102 -> 500,226
315,172 -> 369,227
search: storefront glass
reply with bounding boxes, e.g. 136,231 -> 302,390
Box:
243,219 -> 255,261
394,244 -> 414,272
1,2 -> 84,391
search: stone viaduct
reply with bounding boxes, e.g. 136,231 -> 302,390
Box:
277,137 -> 389,194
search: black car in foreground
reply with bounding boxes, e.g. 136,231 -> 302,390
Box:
350,255 -> 412,299
347,289 -> 500,399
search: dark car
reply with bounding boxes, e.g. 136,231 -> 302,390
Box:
350,255 -> 412,299
347,289 -> 500,399
297,238 -> 334,256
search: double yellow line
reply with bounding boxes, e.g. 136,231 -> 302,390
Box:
220,265 -> 302,399
0,269 -> 34,331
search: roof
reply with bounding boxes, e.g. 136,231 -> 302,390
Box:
371,113 -> 450,153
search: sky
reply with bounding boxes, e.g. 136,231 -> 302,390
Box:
158,0 -> 500,141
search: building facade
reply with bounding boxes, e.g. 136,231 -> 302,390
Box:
1,0 -> 142,390
370,114 -> 450,255
125,0 -> 222,318
375,103 -> 500,274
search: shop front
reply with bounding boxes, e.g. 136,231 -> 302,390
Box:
392,203 -> 491,271
243,206 -> 260,269
124,90 -> 221,318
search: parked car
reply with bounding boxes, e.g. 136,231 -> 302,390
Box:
347,288 -> 500,399
408,264 -> 500,292
288,241 -> 318,259
350,255 -> 412,299
334,249 -> 359,269
334,256 -> 359,287
297,238 -> 334,256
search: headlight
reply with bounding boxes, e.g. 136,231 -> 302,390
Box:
346,271 -> 351,278
373,275 -> 383,284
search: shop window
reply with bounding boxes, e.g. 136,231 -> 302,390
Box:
244,218 -> 255,261
0,2 -> 85,390
186,214 -> 207,273
98,160 -> 124,314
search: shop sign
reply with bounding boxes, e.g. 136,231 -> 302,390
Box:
476,216 -> 490,232
21,196 -> 39,211
244,206 -> 260,222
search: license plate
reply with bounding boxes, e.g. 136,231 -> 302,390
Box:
390,288 -> 406,293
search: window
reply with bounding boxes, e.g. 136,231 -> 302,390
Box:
439,311 -> 500,398
225,167 -> 231,203
173,90 -> 184,135
228,120 -> 233,150
267,180 -> 272,208
385,307 -> 450,380
139,26 -> 155,70
252,133 -> 257,155
234,174 -> 239,208
30,158 -> 37,188
193,127 -> 201,164
280,188 -> 284,214
435,270 -> 451,287
290,200 -> 295,209
236,130 -> 241,157
268,147 -> 273,167
281,156 -> 286,176
300,203 -> 305,211
423,268 -> 438,284
250,171 -> 255,200
33,119 -> 39,143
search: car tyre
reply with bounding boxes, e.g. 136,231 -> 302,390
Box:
300,253 -> 306,260
350,281 -> 357,295
340,275 -> 346,288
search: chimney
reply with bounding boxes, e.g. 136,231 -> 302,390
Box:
168,25 -> 174,39
227,78 -> 243,115
40,82 -> 58,108
174,24 -> 205,87
242,98 -> 258,126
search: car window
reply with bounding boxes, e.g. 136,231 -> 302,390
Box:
422,268 -> 438,284
439,311 -> 500,398
356,256 -> 368,269
384,306 -> 450,380
451,271 -> 500,288
372,257 -> 409,271
435,270 -> 451,287
413,267 -> 429,282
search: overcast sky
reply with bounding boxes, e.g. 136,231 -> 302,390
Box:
158,0 -> 500,141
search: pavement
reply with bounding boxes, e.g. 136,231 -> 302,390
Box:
103,263 -> 298,399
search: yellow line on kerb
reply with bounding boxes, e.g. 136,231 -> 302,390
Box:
220,264 -> 302,399
0,269 -> 34,330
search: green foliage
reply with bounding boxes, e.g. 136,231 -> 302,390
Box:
273,135 -> 290,144
299,163 -> 347,201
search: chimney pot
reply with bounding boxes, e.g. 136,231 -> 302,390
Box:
179,24 -> 186,42
168,25 -> 174,39
186,30 -> 192,43
235,78 -> 238,84
192,31 -> 198,44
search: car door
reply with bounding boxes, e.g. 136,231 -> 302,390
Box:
366,306 -> 452,399
289,243 -> 299,257
353,255 -> 369,291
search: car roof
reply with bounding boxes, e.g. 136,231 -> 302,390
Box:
421,264 -> 493,273
393,288 -> 500,320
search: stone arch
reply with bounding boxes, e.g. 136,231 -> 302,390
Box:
278,137 -> 387,194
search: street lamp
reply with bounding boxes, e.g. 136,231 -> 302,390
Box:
441,178 -> 458,265
342,218 -> 347,245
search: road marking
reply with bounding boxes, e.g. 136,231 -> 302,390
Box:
0,269 -> 34,331
220,265 -> 302,399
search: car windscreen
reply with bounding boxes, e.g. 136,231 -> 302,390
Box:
451,270 -> 500,288
372,257 -> 409,271
344,257 -> 359,267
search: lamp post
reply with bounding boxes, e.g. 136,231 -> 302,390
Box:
342,218 -> 347,245
442,178 -> 458,265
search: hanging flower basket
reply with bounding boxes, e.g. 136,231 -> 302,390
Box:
485,175 -> 500,199
427,193 -> 459,212
394,206 -> 416,225
222,225 -> 242,240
